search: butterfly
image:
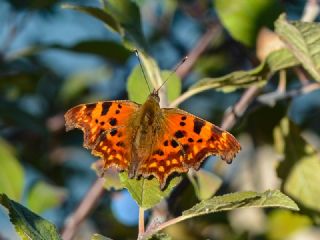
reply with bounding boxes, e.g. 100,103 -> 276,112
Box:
65,87 -> 241,189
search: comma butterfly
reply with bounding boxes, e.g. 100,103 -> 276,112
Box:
65,88 -> 241,189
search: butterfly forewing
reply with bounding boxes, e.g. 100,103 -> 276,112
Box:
64,100 -> 140,171
139,108 -> 241,188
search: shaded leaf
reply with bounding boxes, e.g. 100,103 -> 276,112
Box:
0,138 -> 24,201
182,190 -> 299,218
147,232 -> 172,240
284,154 -> 320,211
52,40 -> 132,63
27,181 -> 67,214
0,193 -> 62,240
0,100 -> 47,134
119,172 -> 181,209
267,210 -> 312,240
275,14 -> 320,81
215,0 -> 281,46
7,40 -> 131,64
59,67 -> 112,103
101,0 -> 147,49
91,233 -> 114,240
188,169 -> 222,200
61,3 -> 122,34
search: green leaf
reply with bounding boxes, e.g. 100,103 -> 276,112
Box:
0,138 -> 24,201
127,65 -> 150,104
61,4 -> 122,34
144,190 -> 298,238
127,66 -> 181,104
215,0 -> 281,46
274,118 -> 307,182
59,67 -> 112,103
275,14 -> 320,81
8,40 -> 131,64
147,232 -> 172,240
284,154 -> 320,211
91,233 -> 114,240
182,190 -> 298,219
101,0 -> 147,49
52,40 -> 131,63
266,48 -> 300,72
173,48 -> 299,106
161,70 -> 182,103
91,162 -> 124,191
0,193 -> 62,240
119,172 -> 181,209
267,210 -> 312,240
27,181 -> 67,214
188,169 -> 222,200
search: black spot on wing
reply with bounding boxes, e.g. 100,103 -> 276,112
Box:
171,139 -> 179,148
193,118 -> 205,134
109,118 -> 117,126
110,129 -> 117,136
174,130 -> 185,138
101,102 -> 112,116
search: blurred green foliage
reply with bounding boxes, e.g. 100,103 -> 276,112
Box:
1,0 -> 320,239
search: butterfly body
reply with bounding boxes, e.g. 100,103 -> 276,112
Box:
65,90 -> 241,189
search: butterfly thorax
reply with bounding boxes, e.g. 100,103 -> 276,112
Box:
128,92 -> 166,178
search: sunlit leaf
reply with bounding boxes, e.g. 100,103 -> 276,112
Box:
61,4 -> 122,34
0,194 -> 62,240
267,210 -> 312,240
215,0 -> 281,46
188,169 -> 222,200
275,14 -> 320,81
182,190 -> 298,218
119,172 -> 181,209
127,65 -> 150,104
127,66 -> 181,104
27,181 -> 67,214
0,138 -> 24,201
171,47 -> 299,106
144,190 -> 298,238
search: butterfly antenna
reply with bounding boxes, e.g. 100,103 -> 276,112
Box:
157,56 -> 188,92
134,49 -> 151,93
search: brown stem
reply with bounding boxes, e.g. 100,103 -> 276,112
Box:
221,86 -> 261,130
176,24 -> 221,79
61,178 -> 105,240
138,207 -> 145,238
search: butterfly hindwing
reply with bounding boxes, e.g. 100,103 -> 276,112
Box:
64,100 -> 140,170
139,108 -> 241,188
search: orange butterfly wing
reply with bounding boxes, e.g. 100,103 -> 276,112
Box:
138,108 -> 241,188
64,101 -> 140,170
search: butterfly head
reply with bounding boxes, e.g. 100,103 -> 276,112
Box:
149,89 -> 160,103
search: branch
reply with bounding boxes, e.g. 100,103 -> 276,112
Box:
61,178 -> 105,240
176,24 -> 221,79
